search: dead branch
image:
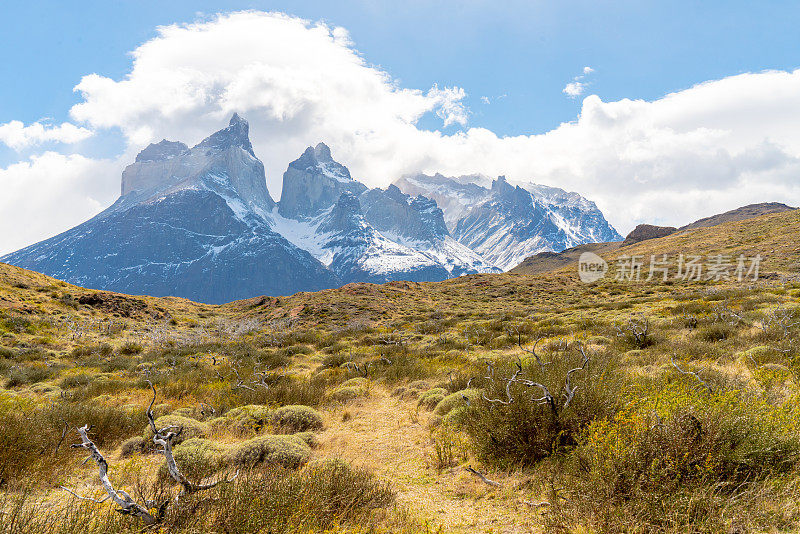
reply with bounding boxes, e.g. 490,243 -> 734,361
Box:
146,382 -> 239,499
515,332 -> 547,371
562,343 -> 590,409
671,357 -> 713,393
465,465 -> 501,487
64,425 -> 156,525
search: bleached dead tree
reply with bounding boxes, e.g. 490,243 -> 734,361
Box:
480,343 -> 591,417
62,426 -> 158,525
615,316 -> 650,348
61,383 -> 238,526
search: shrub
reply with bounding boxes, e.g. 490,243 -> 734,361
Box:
326,377 -> 370,403
118,342 -> 143,355
271,405 -> 324,433
561,385 -> 800,531
417,388 -> 447,410
697,323 -> 735,342
160,438 -> 224,482
294,431 -> 318,448
0,400 -> 145,485
120,436 -> 146,457
464,353 -> 622,468
59,373 -> 93,389
4,364 -> 54,387
143,414 -> 209,445
433,388 -> 480,416
222,404 -> 273,435
204,460 -> 395,532
225,434 -> 311,469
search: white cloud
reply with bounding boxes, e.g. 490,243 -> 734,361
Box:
480,96 -> 491,105
562,81 -> 586,97
427,85 -> 469,127
4,11 -> 800,255
69,11 -> 469,192
0,120 -> 93,150
563,66 -> 594,98
0,153 -> 119,255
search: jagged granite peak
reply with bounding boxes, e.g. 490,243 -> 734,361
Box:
318,192 -> 364,235
359,185 -> 449,243
2,116 -> 340,303
278,142 -> 367,219
119,114 -> 274,213
308,192 -> 453,284
194,113 -> 255,157
393,173 -> 492,229
134,140 -> 189,163
394,173 -> 622,271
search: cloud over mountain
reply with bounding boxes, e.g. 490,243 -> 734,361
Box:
2,10 -> 800,254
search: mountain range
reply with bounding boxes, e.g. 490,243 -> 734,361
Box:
1,115 -> 620,303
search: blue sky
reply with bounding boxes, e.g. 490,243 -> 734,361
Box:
1,1 -> 800,254
3,1 -> 799,136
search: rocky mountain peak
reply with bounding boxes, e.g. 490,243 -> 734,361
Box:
135,140 -> 188,163
318,192 -> 364,235
119,114 -> 273,210
313,142 -> 333,161
194,113 -> 255,157
359,186 -> 449,243
290,142 -> 351,181
278,143 -> 365,219
490,175 -> 516,196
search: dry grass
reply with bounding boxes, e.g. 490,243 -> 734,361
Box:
2,210 -> 800,532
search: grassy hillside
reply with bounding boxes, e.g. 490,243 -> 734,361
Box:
512,208 -> 800,277
2,211 -> 800,532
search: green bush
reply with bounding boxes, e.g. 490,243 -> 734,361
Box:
222,404 -> 273,435
433,388 -> 480,416
326,378 -> 370,403
225,434 -> 312,469
464,354 -> 622,468
293,431 -> 318,448
417,388 -> 447,410
143,414 -> 209,445
161,438 -> 224,482
271,405 -> 324,433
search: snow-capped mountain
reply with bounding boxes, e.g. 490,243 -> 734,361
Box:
2,115 -> 619,302
1,115 -> 339,303
394,173 -> 622,270
272,146 -> 498,282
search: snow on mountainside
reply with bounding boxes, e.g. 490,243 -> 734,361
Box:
273,150 -> 499,281
394,173 -> 622,271
1,115 -> 339,303
2,114 -> 618,301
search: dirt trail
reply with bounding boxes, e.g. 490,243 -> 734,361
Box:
317,389 -> 541,533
